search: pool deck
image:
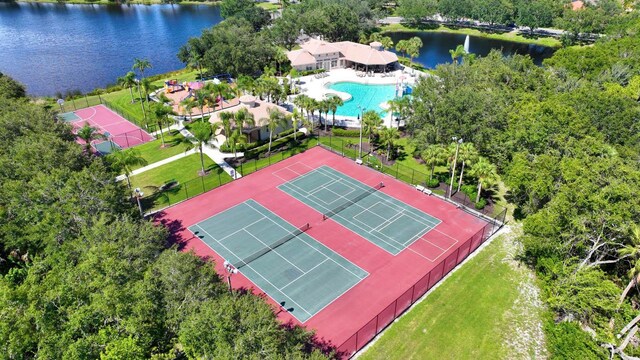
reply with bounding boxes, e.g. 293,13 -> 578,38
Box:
294,68 -> 424,128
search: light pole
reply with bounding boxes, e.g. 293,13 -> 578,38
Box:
57,98 -> 64,113
223,261 -> 238,292
448,137 -> 463,198
134,187 -> 144,216
357,105 -> 364,160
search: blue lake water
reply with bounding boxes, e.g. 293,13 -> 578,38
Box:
0,3 -> 555,97
387,31 -> 555,68
0,3 -> 222,96
328,82 -> 398,117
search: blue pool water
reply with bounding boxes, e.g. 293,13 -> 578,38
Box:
328,82 -> 399,117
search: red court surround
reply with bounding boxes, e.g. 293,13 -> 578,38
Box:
72,105 -> 154,149
156,146 -> 491,357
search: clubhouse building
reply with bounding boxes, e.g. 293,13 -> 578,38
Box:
287,38 -> 399,73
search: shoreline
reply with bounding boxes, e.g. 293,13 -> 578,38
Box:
380,23 -> 561,48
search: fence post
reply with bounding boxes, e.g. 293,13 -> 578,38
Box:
395,163 -> 399,179
71,98 -> 77,110
268,153 -> 271,165
240,162 -> 243,178
85,95 -> 89,107
98,94 -> 102,104
218,171 -> 221,185
201,175 -> 205,192
184,182 -> 189,199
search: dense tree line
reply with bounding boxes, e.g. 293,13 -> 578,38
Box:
404,16 -> 640,358
397,0 -> 625,39
0,79 -> 327,358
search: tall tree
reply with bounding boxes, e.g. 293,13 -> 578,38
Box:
132,58 -> 152,80
618,224 -> 640,306
362,110 -> 383,148
118,71 -> 137,104
183,120 -> 217,176
265,108 -> 286,153
457,142 -> 479,192
379,127 -> 400,161
76,123 -> 106,153
150,102 -> 174,147
470,157 -> 497,203
109,148 -> 148,191
421,144 -> 444,182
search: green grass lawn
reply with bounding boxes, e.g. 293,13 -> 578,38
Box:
238,137 -> 318,175
130,130 -> 188,170
360,230 -> 541,359
130,153 -> 232,211
257,2 -> 280,11
380,23 -> 561,48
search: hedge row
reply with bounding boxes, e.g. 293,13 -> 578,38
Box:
245,131 -> 306,159
332,128 -> 361,137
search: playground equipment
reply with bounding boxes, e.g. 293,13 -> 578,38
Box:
164,79 -> 183,94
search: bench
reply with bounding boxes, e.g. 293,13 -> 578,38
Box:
355,158 -> 363,165
415,185 -> 433,195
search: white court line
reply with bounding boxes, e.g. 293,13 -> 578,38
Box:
192,222 -> 314,318
279,259 -> 329,291
272,161 -> 317,182
244,200 -> 368,280
244,230 -> 305,273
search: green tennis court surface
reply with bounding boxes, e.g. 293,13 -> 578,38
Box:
278,166 -> 441,255
58,111 -> 80,122
189,199 -> 368,323
93,140 -> 122,154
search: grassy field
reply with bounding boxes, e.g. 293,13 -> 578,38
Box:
380,23 -> 561,48
130,130 -> 188,170
359,228 -> 547,359
130,153 -> 232,210
237,137 -> 318,175
257,2 -> 280,11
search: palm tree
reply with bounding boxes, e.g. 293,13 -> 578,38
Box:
619,224 -> 640,306
449,45 -> 466,65
265,108 -> 286,153
234,107 -> 255,142
76,123 -> 106,153
194,90 -> 208,117
319,99 -> 331,131
293,95 -> 309,122
407,37 -> 423,66
396,39 -> 409,59
457,142 -> 479,192
132,58 -> 152,79
291,108 -> 303,142
307,98 -> 320,129
150,102 -> 174,147
118,71 -> 137,104
206,82 -> 231,110
180,96 -> 196,121
140,77 -> 152,106
183,120 -> 217,176
227,128 -> 246,159
236,75 -> 254,95
470,157 -> 497,203
378,127 -> 399,161
362,110 -> 382,149
329,96 -> 343,128
421,144 -> 444,182
218,111 -> 234,137
109,148 -> 148,190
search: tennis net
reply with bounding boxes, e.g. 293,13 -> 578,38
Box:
322,182 -> 384,220
234,223 -> 311,269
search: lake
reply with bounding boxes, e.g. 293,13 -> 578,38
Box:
0,3 -> 222,96
387,31 -> 556,68
0,3 -> 555,97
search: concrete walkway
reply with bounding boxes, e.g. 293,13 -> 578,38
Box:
117,119 -> 243,181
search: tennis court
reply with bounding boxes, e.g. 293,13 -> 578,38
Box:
278,165 -> 442,256
188,199 -> 368,323
62,105 -> 154,151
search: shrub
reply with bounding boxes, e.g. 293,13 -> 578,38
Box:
332,128 -> 361,137
426,178 -> 440,188
474,198 -> 487,210
244,132 -> 305,158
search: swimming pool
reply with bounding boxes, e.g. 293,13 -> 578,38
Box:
327,82 -> 399,117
